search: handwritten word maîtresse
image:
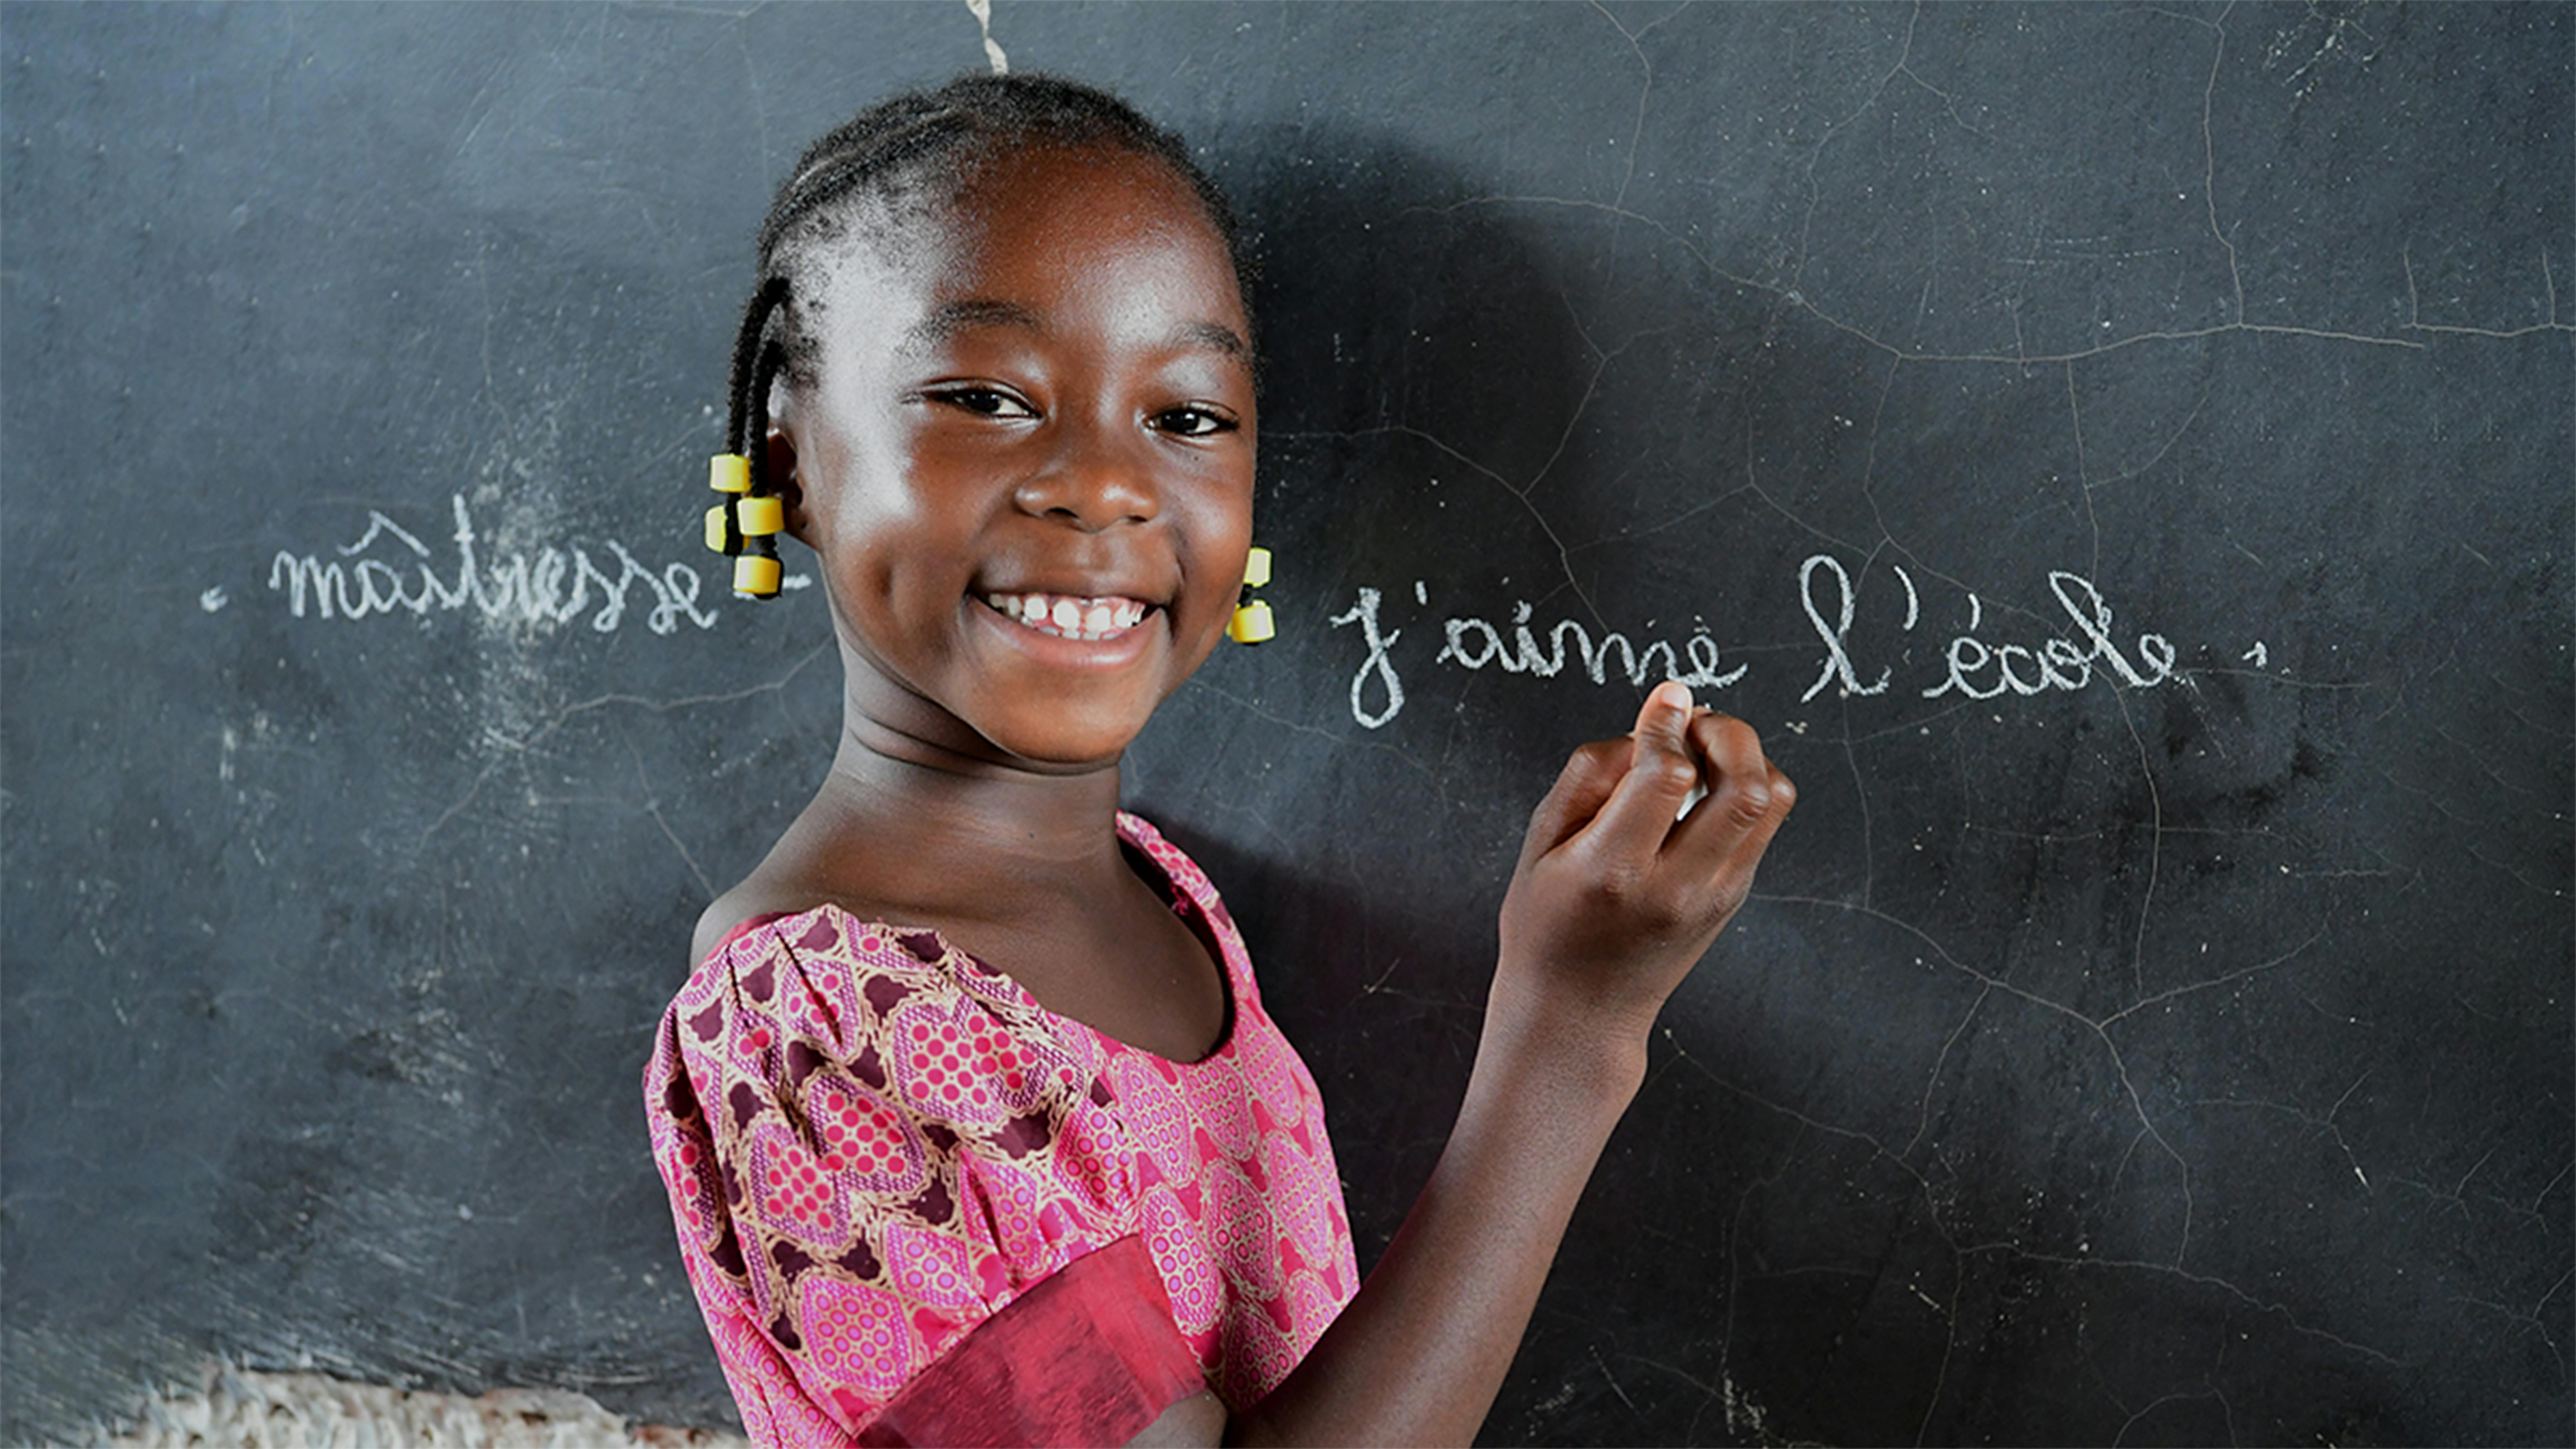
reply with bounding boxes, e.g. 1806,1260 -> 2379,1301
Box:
1329,557 -> 2178,730
265,496 -> 721,636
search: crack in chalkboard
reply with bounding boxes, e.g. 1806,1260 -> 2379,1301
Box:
1788,1 -> 1992,313
1450,0 -> 2565,448
2187,1074 -> 2376,1191
1584,2 -> 1652,220
2194,3 -> 2249,328
1901,985 -> 1991,1162
1295,417 -> 1615,635
2404,244 -> 2570,341
2457,1283 -> 2573,1382
2063,362 -> 2104,584
630,738 -> 714,897
2102,683 -> 2165,1000
1731,892 -> 2336,1270
2110,1382 -> 2241,1448
1182,679 -> 1448,799
417,643 -> 830,846
1658,1021 -> 2407,1386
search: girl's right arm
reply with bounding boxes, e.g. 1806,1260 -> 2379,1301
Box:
1165,679 -> 1796,1447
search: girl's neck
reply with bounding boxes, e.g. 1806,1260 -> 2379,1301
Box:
797,651 -> 1133,923
712,645 -> 1228,1064
826,713 -> 1124,848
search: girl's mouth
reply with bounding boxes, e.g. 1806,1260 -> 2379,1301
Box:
981,591 -> 1152,642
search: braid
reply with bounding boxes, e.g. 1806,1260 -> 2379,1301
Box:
723,277 -> 789,459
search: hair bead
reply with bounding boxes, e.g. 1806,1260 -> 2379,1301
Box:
1228,600 -> 1275,645
1229,546 -> 1275,643
709,453 -> 752,494
735,495 -> 785,536
733,551 -> 783,598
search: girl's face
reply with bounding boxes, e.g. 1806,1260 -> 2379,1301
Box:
779,141 -> 1255,769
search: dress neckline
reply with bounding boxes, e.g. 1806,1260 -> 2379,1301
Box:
704,813 -> 1242,1068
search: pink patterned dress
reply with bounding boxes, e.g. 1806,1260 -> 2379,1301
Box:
644,814 -> 1358,1446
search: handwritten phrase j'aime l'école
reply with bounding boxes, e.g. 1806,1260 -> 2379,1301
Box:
1326,556 -> 2179,731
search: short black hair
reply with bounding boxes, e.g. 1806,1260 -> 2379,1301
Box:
719,73 -> 1251,499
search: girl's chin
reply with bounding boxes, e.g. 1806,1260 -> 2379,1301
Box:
836,636 -> 1170,768
984,728 -> 1141,771
966,697 -> 1159,770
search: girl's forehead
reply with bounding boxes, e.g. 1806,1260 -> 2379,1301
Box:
815,143 -> 1242,348
942,143 -> 1229,283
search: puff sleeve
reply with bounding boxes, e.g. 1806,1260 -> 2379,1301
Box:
645,909 -> 1206,1445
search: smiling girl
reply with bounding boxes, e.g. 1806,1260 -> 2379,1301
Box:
645,74 -> 1792,1448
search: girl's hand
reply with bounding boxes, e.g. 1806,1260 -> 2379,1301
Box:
1493,679 -> 1794,1055
1232,680 -> 1791,1448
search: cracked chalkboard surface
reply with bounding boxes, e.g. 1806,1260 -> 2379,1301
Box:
4,3 -> 2566,1445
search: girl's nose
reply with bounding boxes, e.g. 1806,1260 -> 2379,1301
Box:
1013,423 -> 1161,530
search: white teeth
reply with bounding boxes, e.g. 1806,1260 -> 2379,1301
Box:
983,590 -> 1152,641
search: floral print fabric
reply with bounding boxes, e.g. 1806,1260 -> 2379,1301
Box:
645,813 -> 1358,1444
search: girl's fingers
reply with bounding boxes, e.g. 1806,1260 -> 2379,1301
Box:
1668,710 -> 1794,875
1718,760 -> 1796,877
1535,684 -> 1794,905
1521,736 -> 1633,872
1577,680 -> 1710,861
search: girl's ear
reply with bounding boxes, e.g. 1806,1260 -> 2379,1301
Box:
765,424 -> 811,545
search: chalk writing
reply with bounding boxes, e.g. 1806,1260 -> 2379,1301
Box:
264,496 -> 720,636
1919,572 -> 2175,700
1328,560 -> 2186,731
1799,555 -> 1892,703
1438,599 -> 1747,695
1332,586 -> 1746,730
1328,587 -> 1407,730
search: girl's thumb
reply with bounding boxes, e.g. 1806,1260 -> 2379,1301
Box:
1638,679 -> 1695,746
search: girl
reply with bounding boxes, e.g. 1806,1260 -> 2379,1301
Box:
646,73 -> 1793,1448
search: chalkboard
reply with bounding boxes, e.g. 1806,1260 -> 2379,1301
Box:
4,4 -> 2567,1444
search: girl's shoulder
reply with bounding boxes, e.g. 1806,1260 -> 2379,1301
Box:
688,811 -> 1227,966
654,900 -> 1133,1229
680,897 -> 1061,1041
1107,811 -> 1226,923
691,878 -> 857,968
670,812 -> 1260,1072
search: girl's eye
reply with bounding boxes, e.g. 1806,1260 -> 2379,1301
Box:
935,386 -> 1035,419
1152,406 -> 1236,438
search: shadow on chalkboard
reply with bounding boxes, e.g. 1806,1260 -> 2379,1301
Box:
1222,116 -> 1810,781
1135,129 -> 1605,1254
1139,127 -> 1801,1255
1232,126 -> 1604,483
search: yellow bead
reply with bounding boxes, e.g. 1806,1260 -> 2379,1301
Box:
733,554 -> 783,597
1242,545 -> 1272,590
704,503 -> 736,555
708,453 -> 751,494
1227,599 -> 1275,644
736,494 -> 786,536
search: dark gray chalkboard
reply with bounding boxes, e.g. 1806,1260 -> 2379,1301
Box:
5,3 -> 2568,1444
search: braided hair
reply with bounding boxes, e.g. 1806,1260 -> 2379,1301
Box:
718,73 -> 1252,508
